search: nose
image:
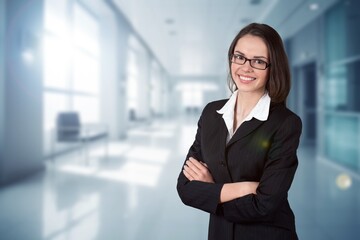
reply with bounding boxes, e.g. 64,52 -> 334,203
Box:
241,60 -> 253,72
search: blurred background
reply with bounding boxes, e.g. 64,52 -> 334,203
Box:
0,0 -> 359,239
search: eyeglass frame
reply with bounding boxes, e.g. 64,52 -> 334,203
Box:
230,53 -> 271,70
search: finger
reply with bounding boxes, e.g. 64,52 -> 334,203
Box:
186,160 -> 207,178
184,164 -> 198,178
188,157 -> 198,161
188,157 -> 206,168
183,169 -> 194,181
188,158 -> 206,171
200,162 -> 208,168
186,160 -> 201,174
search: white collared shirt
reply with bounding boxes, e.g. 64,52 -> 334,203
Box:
216,90 -> 271,143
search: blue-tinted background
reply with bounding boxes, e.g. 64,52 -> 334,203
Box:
0,0 -> 359,239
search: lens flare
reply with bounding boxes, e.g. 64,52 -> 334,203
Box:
336,173 -> 352,190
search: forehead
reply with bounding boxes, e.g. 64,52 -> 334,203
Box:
234,34 -> 268,57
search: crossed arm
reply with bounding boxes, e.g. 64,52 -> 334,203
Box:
183,157 -> 259,203
178,112 -> 301,224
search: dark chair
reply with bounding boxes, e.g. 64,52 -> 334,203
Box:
53,112 -> 108,161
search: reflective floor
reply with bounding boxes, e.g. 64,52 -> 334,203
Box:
0,117 -> 359,240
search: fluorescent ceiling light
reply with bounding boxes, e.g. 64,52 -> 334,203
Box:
309,3 -> 319,11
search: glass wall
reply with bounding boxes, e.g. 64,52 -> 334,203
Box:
43,0 -> 101,154
322,0 -> 360,172
150,60 -> 162,117
126,34 -> 167,123
126,35 -> 143,122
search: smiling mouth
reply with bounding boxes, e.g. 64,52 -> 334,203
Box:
239,75 -> 256,81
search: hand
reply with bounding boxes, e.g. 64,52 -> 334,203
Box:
240,181 -> 259,195
183,157 -> 214,183
220,181 -> 259,203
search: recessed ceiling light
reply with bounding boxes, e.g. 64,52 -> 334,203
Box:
309,3 -> 319,11
165,18 -> 175,24
240,18 -> 251,24
169,30 -> 177,36
250,0 -> 261,5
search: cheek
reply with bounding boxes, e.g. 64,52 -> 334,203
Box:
230,65 -> 237,78
260,71 -> 269,82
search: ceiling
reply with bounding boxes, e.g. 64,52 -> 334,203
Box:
112,0 -> 339,77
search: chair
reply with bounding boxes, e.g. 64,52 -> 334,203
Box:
52,112 -> 108,162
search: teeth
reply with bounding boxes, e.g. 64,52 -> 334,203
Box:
239,75 -> 255,81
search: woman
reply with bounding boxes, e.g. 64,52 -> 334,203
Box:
177,23 -> 302,240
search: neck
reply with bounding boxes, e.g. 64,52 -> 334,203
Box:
235,90 -> 265,117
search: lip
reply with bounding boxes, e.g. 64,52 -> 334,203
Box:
238,74 -> 256,82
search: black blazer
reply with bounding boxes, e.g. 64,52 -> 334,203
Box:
177,99 -> 302,240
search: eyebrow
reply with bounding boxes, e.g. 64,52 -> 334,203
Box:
234,51 -> 269,60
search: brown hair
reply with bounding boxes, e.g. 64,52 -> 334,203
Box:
227,23 -> 291,103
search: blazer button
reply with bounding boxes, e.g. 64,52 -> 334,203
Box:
220,161 -> 226,166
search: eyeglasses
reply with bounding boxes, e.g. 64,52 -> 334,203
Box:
230,54 -> 271,70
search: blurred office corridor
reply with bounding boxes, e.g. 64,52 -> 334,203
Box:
0,117 -> 359,239
1,0 -> 360,239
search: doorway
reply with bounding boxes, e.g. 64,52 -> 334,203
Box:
298,62 -> 318,146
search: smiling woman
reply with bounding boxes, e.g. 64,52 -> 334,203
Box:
230,34 -> 270,100
177,23 -> 302,240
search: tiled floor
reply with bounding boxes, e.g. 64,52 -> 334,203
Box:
0,118 -> 359,240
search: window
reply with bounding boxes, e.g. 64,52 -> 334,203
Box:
126,35 -> 148,121
182,89 -> 203,109
321,0 -> 360,172
43,0 -> 101,134
126,49 -> 139,114
150,60 -> 162,116
324,114 -> 359,170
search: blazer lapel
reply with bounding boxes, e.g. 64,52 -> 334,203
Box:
217,116 -> 228,152
227,118 -> 263,147
214,113 -> 233,182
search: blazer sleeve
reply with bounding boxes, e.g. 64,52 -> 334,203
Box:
221,114 -> 302,223
176,111 -> 224,214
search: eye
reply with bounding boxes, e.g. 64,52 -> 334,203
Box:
234,54 -> 245,60
254,59 -> 267,65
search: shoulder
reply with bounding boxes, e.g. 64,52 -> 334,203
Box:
269,102 -> 301,120
202,99 -> 228,113
197,99 -> 228,122
269,102 -> 302,130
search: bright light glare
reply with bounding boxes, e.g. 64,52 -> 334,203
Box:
178,125 -> 197,155
22,50 -> 34,64
175,82 -> 219,91
43,35 -> 72,88
97,162 -> 162,187
58,165 -> 97,175
309,3 -> 319,11
57,159 -> 164,187
128,128 -> 174,138
107,142 -> 132,156
42,190 -> 99,239
336,173 -> 352,190
55,144 -> 169,188
125,147 -> 170,163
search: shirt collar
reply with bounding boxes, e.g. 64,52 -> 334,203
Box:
216,90 -> 271,122
247,92 -> 271,121
216,90 -> 271,142
216,90 -> 238,115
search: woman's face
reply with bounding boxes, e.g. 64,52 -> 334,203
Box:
231,34 -> 269,94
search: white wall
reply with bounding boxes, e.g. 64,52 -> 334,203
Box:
100,3 -> 130,139
136,49 -> 151,120
81,0 -> 134,140
171,75 -> 226,116
100,12 -> 120,140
